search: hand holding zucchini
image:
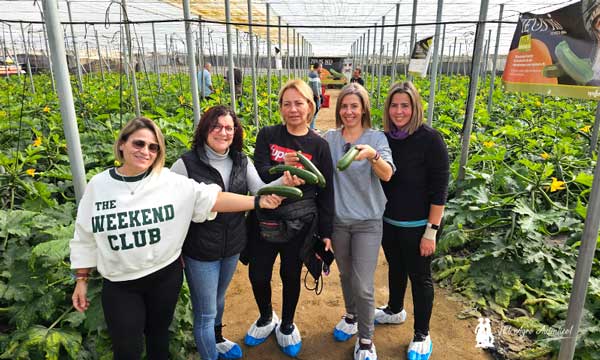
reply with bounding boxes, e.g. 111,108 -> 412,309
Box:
268,164 -> 319,185
257,185 -> 303,200
297,151 -> 326,188
337,145 -> 359,171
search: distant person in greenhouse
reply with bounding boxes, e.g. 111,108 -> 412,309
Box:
350,68 -> 364,86
323,83 -> 394,360
199,62 -> 214,99
225,67 -> 244,108
308,62 -> 322,129
375,81 -> 449,360
170,106 -> 303,360
69,117 -> 283,360
243,79 -> 335,358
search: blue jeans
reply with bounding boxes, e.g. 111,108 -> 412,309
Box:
184,254 -> 240,360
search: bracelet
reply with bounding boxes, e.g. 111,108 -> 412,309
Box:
370,152 -> 381,164
254,195 -> 261,210
75,277 -> 89,282
71,272 -> 90,281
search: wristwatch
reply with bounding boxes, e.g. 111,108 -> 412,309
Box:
427,222 -> 440,230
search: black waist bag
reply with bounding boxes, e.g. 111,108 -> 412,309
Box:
257,200 -> 317,244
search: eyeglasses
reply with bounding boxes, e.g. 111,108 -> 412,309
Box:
131,139 -> 160,153
343,142 -> 351,153
210,124 -> 236,134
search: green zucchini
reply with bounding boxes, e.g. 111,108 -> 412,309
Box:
257,185 -> 303,200
297,152 -> 326,188
542,64 -> 564,78
336,145 -> 359,171
268,164 -> 319,185
554,40 -> 593,84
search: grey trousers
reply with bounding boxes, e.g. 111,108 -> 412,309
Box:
331,219 -> 382,340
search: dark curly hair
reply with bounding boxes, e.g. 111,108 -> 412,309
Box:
191,105 -> 243,152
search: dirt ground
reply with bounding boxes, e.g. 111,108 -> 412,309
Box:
218,88 -> 494,359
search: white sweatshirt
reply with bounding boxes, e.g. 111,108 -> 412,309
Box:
70,167 -> 221,281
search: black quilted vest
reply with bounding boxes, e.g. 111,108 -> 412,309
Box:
181,146 -> 249,261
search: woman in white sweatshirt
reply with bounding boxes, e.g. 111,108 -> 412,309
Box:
69,117 -> 281,360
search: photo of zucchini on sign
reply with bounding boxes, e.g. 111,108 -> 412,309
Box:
502,0 -> 600,100
310,57 -> 351,88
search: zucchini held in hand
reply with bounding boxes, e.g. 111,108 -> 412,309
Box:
257,185 -> 303,200
296,151 -> 326,188
268,164 -> 319,185
336,145 -> 359,171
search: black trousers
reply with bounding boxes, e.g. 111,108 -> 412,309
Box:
381,222 -> 434,336
101,259 -> 183,360
248,235 -> 305,326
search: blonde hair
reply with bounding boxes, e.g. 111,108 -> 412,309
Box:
278,79 -> 316,124
114,117 -> 166,174
383,81 -> 424,135
335,83 -> 371,129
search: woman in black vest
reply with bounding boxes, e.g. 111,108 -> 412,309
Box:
171,106 -> 298,360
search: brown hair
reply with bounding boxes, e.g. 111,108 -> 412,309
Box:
192,105 -> 243,152
335,83 -> 371,129
114,117 -> 166,174
278,79 -> 316,124
383,81 -> 424,135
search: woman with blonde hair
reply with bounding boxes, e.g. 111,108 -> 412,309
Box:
70,117 -> 282,360
374,81 -> 449,360
243,79 -> 335,357
323,83 -> 394,360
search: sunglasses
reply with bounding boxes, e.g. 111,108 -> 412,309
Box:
131,139 -> 160,153
210,124 -> 236,134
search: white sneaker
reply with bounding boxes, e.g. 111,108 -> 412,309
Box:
353,339 -> 377,360
244,312 -> 279,347
407,334 -> 432,360
333,315 -> 358,342
275,323 -> 302,357
216,338 -> 242,359
374,306 -> 407,325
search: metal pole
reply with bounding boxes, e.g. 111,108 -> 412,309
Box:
559,102 -> 600,360
94,29 -> 105,81
278,16 -> 282,90
371,23 -> 377,93
457,0 -> 489,183
391,4 -> 400,84
19,23 -> 35,94
247,0 -> 259,127
121,0 -> 140,117
366,28 -> 370,87
376,17 -> 385,108
590,103 -> 600,155
408,0 -> 418,81
66,0 -> 83,93
287,25 -> 290,79
40,16 -> 56,91
267,4 -> 272,121
183,0 -> 201,125
199,17 -> 205,100
487,4 -> 504,113
151,23 -> 160,91
292,29 -> 296,78
43,0 -> 86,202
437,23 -> 446,91
457,43 -> 462,75
481,29 -> 492,81
225,0 -> 236,111
426,0 -> 444,125
449,36 -> 457,76
8,26 -> 21,79
361,33 -> 366,70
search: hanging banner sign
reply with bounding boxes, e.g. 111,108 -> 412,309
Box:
408,36 -> 434,78
309,57 -> 348,87
502,1 -> 600,100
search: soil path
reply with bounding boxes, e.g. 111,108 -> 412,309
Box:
221,89 -> 493,359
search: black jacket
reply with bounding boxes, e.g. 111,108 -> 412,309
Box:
181,146 -> 249,261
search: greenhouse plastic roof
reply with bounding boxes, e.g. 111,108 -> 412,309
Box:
0,0 -> 583,57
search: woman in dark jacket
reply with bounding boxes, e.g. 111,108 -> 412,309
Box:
171,106 -> 295,360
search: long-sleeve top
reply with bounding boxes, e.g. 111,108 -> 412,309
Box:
69,168 -> 220,281
254,124 -> 335,239
382,125 -> 449,221
171,144 -> 282,193
323,128 -> 395,222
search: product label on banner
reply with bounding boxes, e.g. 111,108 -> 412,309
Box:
408,36 -> 434,78
502,1 -> 600,100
